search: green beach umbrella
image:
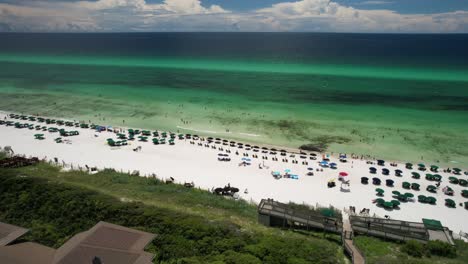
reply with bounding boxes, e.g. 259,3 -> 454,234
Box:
418,195 -> 427,203
445,199 -> 456,208
375,188 -> 384,195
412,172 -> 420,178
391,200 -> 400,207
405,163 -> 413,169
138,136 -> 148,141
404,192 -> 414,198
433,174 -> 442,181
117,133 -> 126,139
392,190 -> 401,196
449,177 -> 459,184
418,163 -> 425,167
462,190 -> 468,197
383,201 -> 393,208
427,196 -> 437,204
402,182 -> 411,189
427,185 -> 437,192
459,179 -> 468,187
411,183 -> 420,190
375,198 -> 385,205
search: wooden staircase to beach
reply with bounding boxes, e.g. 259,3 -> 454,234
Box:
343,218 -> 366,264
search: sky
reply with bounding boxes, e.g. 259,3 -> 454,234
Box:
0,0 -> 467,33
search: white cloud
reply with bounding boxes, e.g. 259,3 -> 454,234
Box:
0,0 -> 467,32
357,1 -> 393,5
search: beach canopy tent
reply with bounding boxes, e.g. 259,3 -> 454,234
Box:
402,182 -> 411,189
423,219 -> 444,231
375,198 -> 385,205
372,178 -> 381,185
383,201 -> 394,209
391,200 -> 400,208
377,160 -> 385,166
459,179 -> 468,187
445,199 -> 456,208
386,179 -> 394,187
375,188 -> 384,196
406,163 -> 413,169
369,167 -> 377,174
361,177 -> 369,184
461,190 -> 468,198
412,172 -> 420,179
418,195 -> 427,203
320,208 -> 336,218
382,168 -> 390,175
427,185 -> 437,192
395,169 -> 403,176
449,177 -> 459,184
426,196 -> 437,204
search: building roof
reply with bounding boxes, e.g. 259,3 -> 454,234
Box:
54,221 -> 156,264
0,221 -> 156,264
0,222 -> 29,246
0,242 -> 55,264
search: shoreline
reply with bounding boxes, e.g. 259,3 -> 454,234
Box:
1,110 -> 467,235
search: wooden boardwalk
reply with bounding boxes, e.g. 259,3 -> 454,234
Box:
343,218 -> 366,264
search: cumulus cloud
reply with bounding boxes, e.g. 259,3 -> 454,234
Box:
0,0 -> 467,32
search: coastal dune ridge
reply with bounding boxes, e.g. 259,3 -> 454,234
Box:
1,111 -> 467,236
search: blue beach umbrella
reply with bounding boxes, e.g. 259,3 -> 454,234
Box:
285,169 -> 291,173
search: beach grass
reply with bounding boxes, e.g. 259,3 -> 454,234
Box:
354,235 -> 468,264
0,163 -> 347,263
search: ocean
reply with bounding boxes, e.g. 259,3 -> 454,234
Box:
0,33 -> 467,166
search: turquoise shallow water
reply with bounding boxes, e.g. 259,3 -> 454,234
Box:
0,33 -> 467,167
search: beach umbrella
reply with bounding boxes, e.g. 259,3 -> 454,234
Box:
433,174 -> 442,181
382,168 -> 390,175
430,165 -> 439,170
402,182 -> 411,189
285,169 -> 291,173
377,159 -> 385,166
411,183 -> 420,190
392,190 -> 400,196
445,199 -> 456,208
427,196 -> 437,204
427,185 -> 437,192
411,172 -> 420,178
459,179 -> 468,187
310,153 -> 317,156
404,192 -> 414,198
383,201 -> 393,209
395,169 -> 403,176
391,200 -> 400,207
375,188 -> 384,195
375,198 -> 385,205
339,172 -> 348,177
418,195 -> 427,203
307,167 -> 314,171
462,190 -> 468,197
329,162 -> 337,167
405,163 -> 413,169
215,138 -> 221,141
320,161 -> 328,165
449,177 -> 459,184
369,167 -> 377,173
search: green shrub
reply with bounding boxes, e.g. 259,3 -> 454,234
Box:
426,240 -> 457,258
402,240 -> 426,258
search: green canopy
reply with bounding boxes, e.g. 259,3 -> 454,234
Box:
320,208 -> 335,217
383,201 -> 393,208
427,185 -> 437,191
445,199 -> 456,207
462,190 -> 468,196
412,172 -> 420,177
449,177 -> 459,183
418,163 -> 425,167
430,165 -> 439,169
433,174 -> 442,181
402,182 -> 411,188
418,195 -> 427,202
392,190 -> 401,195
404,192 -> 414,198
391,200 -> 400,207
376,188 -> 384,193
453,168 -> 461,172
422,219 -> 444,230
426,196 -> 437,204
459,179 -> 468,186
375,198 -> 385,205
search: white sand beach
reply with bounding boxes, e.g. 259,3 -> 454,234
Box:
0,112 -> 467,236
